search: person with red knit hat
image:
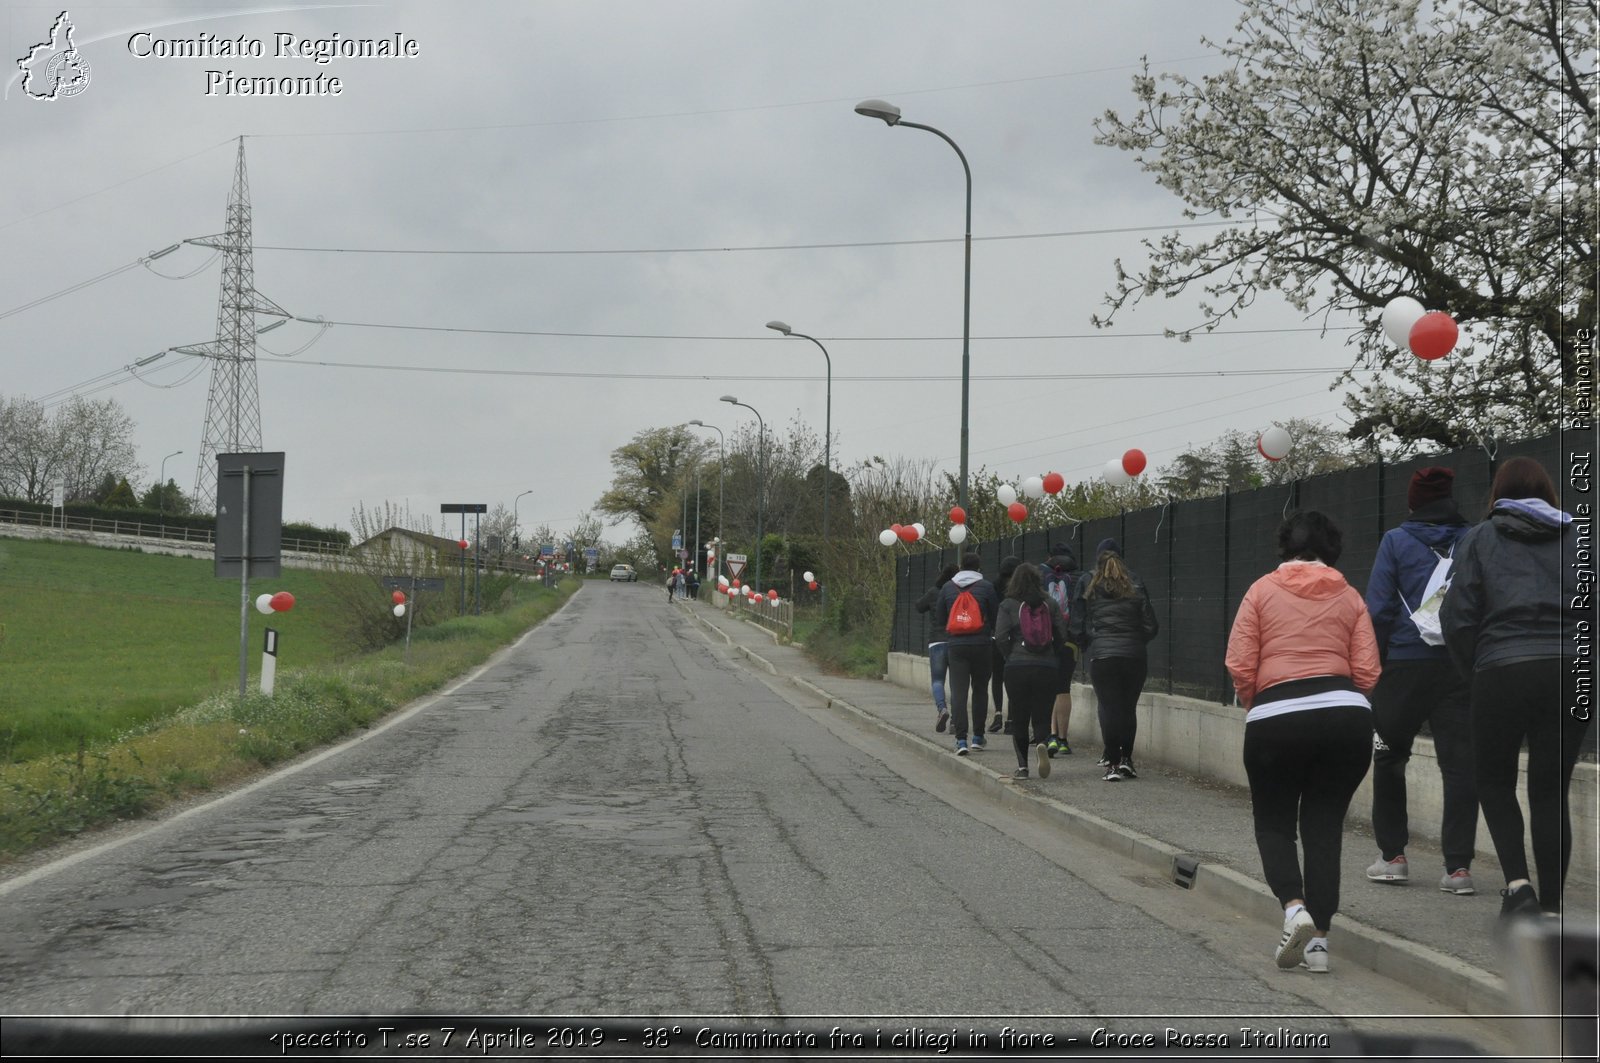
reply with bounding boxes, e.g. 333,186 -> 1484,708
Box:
1363,466 -> 1478,895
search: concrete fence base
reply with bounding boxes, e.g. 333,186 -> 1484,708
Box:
888,651 -> 1598,878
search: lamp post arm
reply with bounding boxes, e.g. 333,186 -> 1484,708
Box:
789,331 -> 832,611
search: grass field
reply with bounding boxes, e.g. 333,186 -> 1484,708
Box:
0,535 -> 579,858
0,537 -> 351,763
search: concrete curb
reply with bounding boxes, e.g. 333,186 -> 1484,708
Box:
683,606 -> 1506,1014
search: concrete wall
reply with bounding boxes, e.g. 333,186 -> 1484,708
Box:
889,651 -> 1599,876
1,523 -> 335,570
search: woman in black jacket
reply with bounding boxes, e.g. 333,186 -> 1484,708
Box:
1440,457 -> 1591,918
1072,539 -> 1159,781
994,562 -> 1069,779
990,555 -> 1022,735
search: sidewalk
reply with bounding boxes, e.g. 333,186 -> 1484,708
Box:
680,598 -> 1598,1016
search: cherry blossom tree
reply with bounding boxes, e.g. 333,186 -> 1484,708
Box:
1093,0 -> 1594,451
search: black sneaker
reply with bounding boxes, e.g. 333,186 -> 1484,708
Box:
1012,767 -> 1029,780
1499,883 -> 1540,920
1102,767 -> 1121,781
1116,759 -> 1138,780
1001,718 -> 1014,735
935,711 -> 949,734
989,714 -> 1004,733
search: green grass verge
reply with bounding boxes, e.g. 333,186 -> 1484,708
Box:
0,538 -> 578,860
792,613 -> 888,679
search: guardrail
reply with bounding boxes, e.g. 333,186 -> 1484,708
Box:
0,508 -> 549,577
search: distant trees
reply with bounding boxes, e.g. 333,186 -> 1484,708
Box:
0,394 -> 141,503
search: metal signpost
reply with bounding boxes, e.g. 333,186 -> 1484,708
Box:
215,452 -> 285,699
441,504 -> 487,615
382,575 -> 445,659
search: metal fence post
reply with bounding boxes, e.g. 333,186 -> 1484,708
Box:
1220,487 -> 1231,700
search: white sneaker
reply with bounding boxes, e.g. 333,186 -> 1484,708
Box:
1034,742 -> 1050,779
1301,939 -> 1329,973
1439,868 -> 1475,895
1274,908 -> 1316,969
1366,854 -> 1409,883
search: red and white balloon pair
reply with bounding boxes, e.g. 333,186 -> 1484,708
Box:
253,591 -> 296,615
1381,297 -> 1458,361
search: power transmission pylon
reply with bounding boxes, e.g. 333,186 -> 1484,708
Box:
173,137 -> 289,512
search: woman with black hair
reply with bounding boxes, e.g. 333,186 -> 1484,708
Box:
1071,540 -> 1158,781
994,562 -> 1069,779
1226,511 -> 1379,974
1441,456 -> 1591,919
990,555 -> 1022,735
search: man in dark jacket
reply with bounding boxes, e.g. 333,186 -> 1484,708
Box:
1363,467 -> 1478,894
933,552 -> 1000,756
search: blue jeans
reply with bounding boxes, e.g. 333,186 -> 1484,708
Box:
928,642 -> 950,713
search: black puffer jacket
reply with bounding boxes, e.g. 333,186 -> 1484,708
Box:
1441,498 -> 1582,673
1070,572 -> 1159,662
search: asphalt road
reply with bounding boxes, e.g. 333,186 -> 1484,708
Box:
0,583 -> 1516,1053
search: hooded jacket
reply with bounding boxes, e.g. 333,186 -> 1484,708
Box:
933,568 -> 1000,646
1441,498 -> 1581,673
1226,561 -> 1381,710
1364,497 -> 1470,660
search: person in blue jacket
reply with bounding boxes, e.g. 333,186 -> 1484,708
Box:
1363,467 -> 1479,895
934,552 -> 1001,756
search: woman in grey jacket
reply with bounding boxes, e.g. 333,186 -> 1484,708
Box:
1072,539 -> 1159,781
1440,457 -> 1591,918
994,562 -> 1069,779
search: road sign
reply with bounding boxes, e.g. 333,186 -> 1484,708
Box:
726,553 -> 747,580
440,503 -> 487,514
583,547 -> 599,559
672,529 -> 683,551
214,452 -> 285,579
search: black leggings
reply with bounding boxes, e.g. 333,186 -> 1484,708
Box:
1004,666 -> 1056,766
1470,659 -> 1592,911
1090,656 -> 1147,764
1244,705 -> 1373,932
945,643 -> 993,741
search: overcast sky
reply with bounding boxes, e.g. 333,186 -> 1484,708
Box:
3,0 -> 1372,542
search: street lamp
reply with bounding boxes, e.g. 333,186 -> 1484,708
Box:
854,98 -> 973,511
158,449 -> 183,525
513,489 -> 533,553
719,395 -> 765,594
766,320 -> 831,610
688,419 -> 724,583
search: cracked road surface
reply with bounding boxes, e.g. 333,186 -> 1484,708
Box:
0,585 -> 1511,1051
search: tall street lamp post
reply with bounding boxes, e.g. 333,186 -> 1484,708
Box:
513,489 -> 532,555
766,320 -> 831,611
854,98 -> 973,511
688,419 -> 724,583
719,395 -> 765,594
158,450 -> 183,525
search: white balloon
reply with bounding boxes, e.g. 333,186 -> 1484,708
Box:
912,522 -> 926,540
393,604 -> 406,617
948,523 -> 968,544
1104,459 -> 1132,486
1258,425 -> 1294,461
1381,296 -> 1426,348
718,575 -> 729,586
996,483 -> 1018,506
1022,476 -> 1045,500
255,593 -> 275,615
878,528 -> 897,546
802,570 -> 814,582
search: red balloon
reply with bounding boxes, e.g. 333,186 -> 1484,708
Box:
1122,449 -> 1147,477
1042,472 -> 1064,495
1409,312 -> 1458,361
949,505 -> 967,525
458,539 -> 469,550
808,580 -> 819,591
897,525 -> 918,542
269,591 -> 295,612
731,579 -> 741,589
890,523 -> 902,533
391,590 -> 406,605
1007,501 -> 1028,523
767,589 -> 778,600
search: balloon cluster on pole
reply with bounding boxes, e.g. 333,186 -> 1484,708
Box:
390,589 -> 406,618
1381,296 -> 1458,361
1103,449 -> 1145,486
803,570 -> 819,592
879,522 -> 926,546
254,591 -> 296,615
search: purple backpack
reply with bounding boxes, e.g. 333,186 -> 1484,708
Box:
1019,600 -> 1054,651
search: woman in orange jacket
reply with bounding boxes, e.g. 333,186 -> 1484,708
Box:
1226,511 -> 1381,975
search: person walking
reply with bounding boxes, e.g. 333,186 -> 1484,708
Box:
1363,467 -> 1478,894
666,569 -> 678,602
1440,457 -> 1592,919
1071,539 -> 1158,781
1041,543 -> 1081,756
915,563 -> 960,734
1226,511 -> 1380,974
934,552 -> 1000,756
991,555 -> 1022,735
994,561 -> 1069,780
